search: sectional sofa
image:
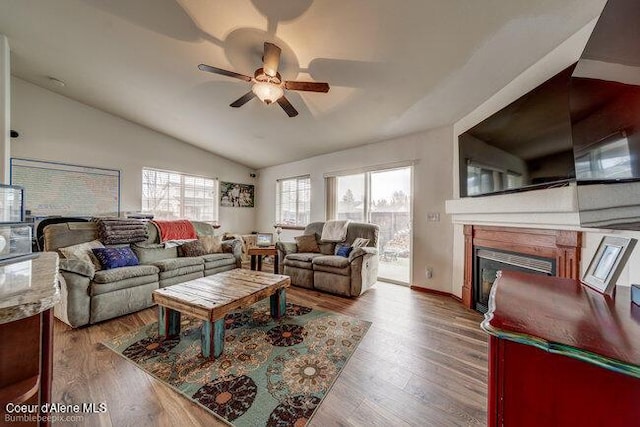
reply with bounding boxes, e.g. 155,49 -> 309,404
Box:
44,220 -> 242,327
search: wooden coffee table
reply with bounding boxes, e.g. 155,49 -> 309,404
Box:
152,269 -> 290,359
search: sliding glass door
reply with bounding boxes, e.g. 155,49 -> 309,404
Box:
334,166 -> 412,284
336,173 -> 366,221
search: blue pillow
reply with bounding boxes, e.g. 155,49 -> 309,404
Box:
92,247 -> 139,270
336,245 -> 353,258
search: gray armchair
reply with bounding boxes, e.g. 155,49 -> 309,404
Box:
276,221 -> 379,297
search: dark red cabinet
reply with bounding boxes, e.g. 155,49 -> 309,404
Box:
483,271 -> 640,426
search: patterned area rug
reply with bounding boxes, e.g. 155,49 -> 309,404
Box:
103,302 -> 370,426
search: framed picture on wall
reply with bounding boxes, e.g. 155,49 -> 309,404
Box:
220,182 -> 254,208
582,236 -> 636,295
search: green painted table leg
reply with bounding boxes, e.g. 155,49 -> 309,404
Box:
201,318 -> 225,359
158,306 -> 181,338
270,288 -> 287,319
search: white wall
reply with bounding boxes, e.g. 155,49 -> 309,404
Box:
256,127 -> 454,292
448,19 -> 640,296
10,77 -> 255,233
0,35 -> 9,183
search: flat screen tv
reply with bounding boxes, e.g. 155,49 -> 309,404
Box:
571,0 -> 640,230
459,66 -> 576,197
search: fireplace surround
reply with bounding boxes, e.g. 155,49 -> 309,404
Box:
463,225 -> 582,310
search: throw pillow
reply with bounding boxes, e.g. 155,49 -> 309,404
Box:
92,247 -> 139,270
59,240 -> 104,270
199,235 -> 223,253
179,240 -> 207,257
163,239 -> 197,248
318,241 -> 336,255
351,237 -> 370,248
131,243 -> 178,264
295,234 -> 320,253
335,244 -> 353,258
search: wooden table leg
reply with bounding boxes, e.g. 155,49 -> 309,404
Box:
201,318 -> 225,359
250,254 -> 257,270
257,255 -> 263,271
274,252 -> 279,274
270,288 -> 287,319
40,309 -> 53,427
158,306 -> 181,338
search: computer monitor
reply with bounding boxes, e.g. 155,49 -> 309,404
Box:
256,233 -> 273,247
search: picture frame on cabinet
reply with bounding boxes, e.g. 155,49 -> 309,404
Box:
582,236 -> 636,296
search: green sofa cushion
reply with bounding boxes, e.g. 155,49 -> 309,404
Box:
159,264 -> 204,280
151,257 -> 204,272
93,265 -> 159,284
312,255 -> 350,269
286,253 -> 324,263
90,274 -> 159,296
201,253 -> 236,268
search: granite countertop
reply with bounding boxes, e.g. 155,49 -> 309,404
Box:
0,252 -> 59,324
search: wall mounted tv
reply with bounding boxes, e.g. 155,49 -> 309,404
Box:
571,0 -> 640,231
459,65 -> 576,197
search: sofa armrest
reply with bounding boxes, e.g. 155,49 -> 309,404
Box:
59,258 -> 95,278
275,242 -> 298,274
222,238 -> 243,267
276,241 -> 298,256
348,247 -> 378,263
349,248 -> 379,296
55,269 -> 92,327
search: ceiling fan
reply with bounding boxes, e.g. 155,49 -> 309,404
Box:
198,42 -> 329,117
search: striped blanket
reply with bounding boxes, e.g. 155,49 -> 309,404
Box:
92,217 -> 149,245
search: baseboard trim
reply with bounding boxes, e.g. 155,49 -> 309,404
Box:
450,294 -> 463,303
410,286 -> 463,303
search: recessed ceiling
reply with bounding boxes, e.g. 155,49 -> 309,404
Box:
0,0 -> 607,169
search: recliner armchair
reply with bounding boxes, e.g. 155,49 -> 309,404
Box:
276,221 -> 379,297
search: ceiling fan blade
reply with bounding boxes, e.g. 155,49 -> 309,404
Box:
284,81 -> 330,93
230,91 -> 257,108
263,42 -> 281,77
198,64 -> 252,82
277,96 -> 299,117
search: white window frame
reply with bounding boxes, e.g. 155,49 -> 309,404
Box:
276,175 -> 311,227
141,167 -> 219,222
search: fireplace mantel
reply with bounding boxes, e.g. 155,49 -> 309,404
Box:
462,225 -> 582,309
446,186 -> 580,228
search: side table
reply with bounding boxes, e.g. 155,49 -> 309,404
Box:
248,246 -> 278,274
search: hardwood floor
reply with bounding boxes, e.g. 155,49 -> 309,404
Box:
52,282 -> 487,426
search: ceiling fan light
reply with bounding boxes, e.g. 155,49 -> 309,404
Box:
252,82 -> 284,104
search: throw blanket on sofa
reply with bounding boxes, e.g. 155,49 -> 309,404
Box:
152,220 -> 197,242
92,217 -> 149,245
321,220 -> 350,242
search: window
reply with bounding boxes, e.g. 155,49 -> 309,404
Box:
142,168 -> 218,221
276,175 -> 311,226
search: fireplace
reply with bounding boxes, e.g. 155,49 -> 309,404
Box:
463,225 -> 582,311
474,248 -> 555,313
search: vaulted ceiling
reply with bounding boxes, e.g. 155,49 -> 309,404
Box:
0,0 -> 607,169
